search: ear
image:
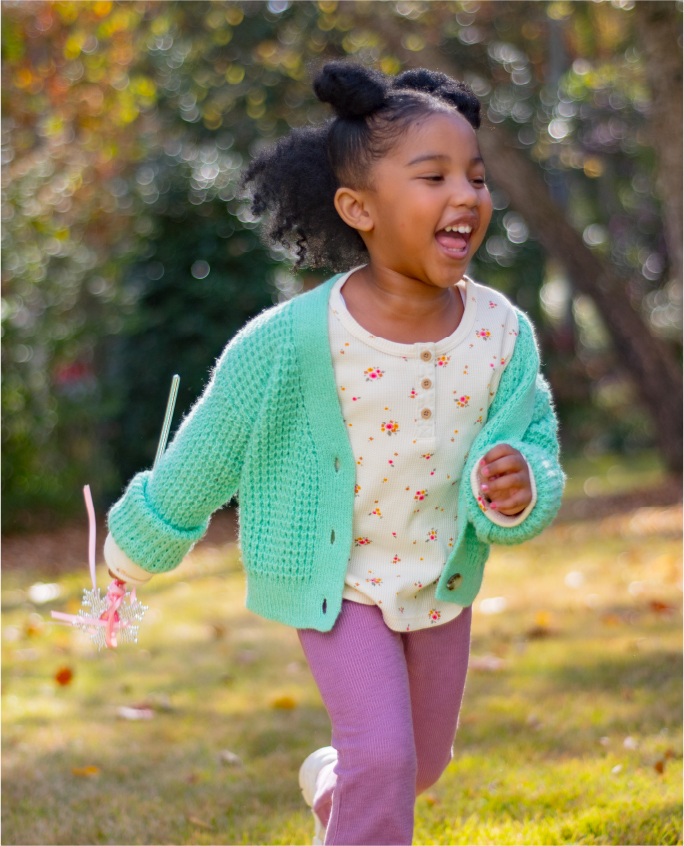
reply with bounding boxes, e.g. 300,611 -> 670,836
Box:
334,186 -> 374,233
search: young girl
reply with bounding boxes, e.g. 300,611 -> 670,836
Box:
104,61 -> 565,846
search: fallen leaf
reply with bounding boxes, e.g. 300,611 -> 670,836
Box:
533,610 -> 552,628
611,764 -> 623,774
271,695 -> 297,710
116,706 -> 154,720
54,667 -> 73,686
649,600 -> 675,617
186,815 -> 215,830
423,794 -> 439,806
72,765 -> 100,776
525,625 -> 554,639
623,736 -> 639,750
598,736 -> 610,747
218,750 -> 243,766
470,653 -> 506,672
654,759 -> 665,774
665,748 -> 676,759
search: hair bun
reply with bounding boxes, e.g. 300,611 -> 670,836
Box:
393,68 -> 481,129
392,68 -> 451,96
313,61 -> 388,119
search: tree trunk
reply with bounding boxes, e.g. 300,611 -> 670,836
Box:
362,7 -> 683,474
634,1 -> 683,288
475,124 -> 682,473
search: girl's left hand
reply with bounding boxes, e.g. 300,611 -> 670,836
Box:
478,444 -> 532,516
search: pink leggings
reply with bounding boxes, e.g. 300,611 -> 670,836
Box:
297,599 -> 472,845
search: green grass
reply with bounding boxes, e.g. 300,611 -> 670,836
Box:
560,449 -> 668,499
2,508 -> 682,845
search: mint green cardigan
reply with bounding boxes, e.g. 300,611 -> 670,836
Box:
107,274 -> 565,631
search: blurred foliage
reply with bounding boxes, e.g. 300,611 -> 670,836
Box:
2,0 -> 681,531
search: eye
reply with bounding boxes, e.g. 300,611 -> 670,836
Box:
471,177 -> 486,186
421,175 -> 444,183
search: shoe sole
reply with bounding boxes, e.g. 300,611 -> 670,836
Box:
299,746 -> 338,845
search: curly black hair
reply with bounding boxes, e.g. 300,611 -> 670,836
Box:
240,61 -> 481,272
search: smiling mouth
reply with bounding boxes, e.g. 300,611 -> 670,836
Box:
435,223 -> 474,256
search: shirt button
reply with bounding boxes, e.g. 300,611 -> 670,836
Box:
420,350 -> 432,362
421,378 -> 432,390
447,573 -> 463,590
421,408 -> 432,419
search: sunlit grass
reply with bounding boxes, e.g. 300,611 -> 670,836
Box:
560,449 -> 668,499
2,508 -> 681,845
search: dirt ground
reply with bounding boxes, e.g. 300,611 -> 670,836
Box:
2,476 -> 681,577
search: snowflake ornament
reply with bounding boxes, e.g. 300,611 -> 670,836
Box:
76,585 -> 148,651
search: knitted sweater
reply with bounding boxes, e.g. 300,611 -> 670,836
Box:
106,273 -> 565,632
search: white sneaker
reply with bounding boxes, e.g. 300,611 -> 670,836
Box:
298,746 -> 337,846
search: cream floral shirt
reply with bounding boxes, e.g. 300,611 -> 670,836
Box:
328,266 -> 532,632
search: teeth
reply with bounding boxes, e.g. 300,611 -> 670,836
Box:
444,224 -> 473,234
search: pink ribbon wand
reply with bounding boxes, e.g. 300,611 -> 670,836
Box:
50,374 -> 179,649
51,485 -> 148,650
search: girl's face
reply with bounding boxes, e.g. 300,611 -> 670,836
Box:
336,110 -> 493,289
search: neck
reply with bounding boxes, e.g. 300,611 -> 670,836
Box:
347,262 -> 464,324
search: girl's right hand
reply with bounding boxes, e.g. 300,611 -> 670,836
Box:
104,532 -> 154,586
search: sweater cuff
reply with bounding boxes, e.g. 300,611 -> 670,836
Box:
470,455 -> 538,527
104,532 -> 154,585
107,470 -> 209,574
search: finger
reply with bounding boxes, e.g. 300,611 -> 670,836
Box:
489,489 -> 532,512
481,443 -> 515,465
481,454 -> 524,478
482,471 -> 527,495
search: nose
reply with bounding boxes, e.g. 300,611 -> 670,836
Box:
450,174 -> 479,208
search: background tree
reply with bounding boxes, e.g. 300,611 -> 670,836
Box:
2,0 -> 681,531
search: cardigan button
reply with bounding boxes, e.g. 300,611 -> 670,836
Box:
334,456 -> 340,472
420,350 -> 432,362
447,573 -> 463,591
421,408 -> 432,420
421,378 -> 432,390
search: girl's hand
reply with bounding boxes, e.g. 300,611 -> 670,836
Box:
478,444 -> 532,516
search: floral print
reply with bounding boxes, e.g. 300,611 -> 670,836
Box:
381,420 -> 399,435
328,271 -> 519,632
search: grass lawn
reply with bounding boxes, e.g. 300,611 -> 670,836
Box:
2,488 -> 681,844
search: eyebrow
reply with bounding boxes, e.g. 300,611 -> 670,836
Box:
407,153 -> 485,167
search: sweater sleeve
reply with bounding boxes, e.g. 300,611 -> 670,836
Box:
463,311 -> 565,545
106,332 -> 255,575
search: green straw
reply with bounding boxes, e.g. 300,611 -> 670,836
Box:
154,374 -> 180,469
